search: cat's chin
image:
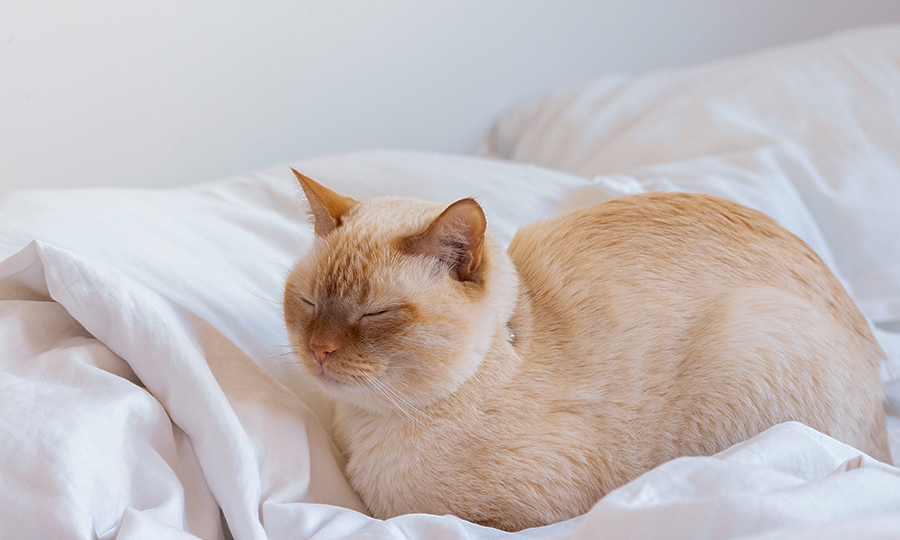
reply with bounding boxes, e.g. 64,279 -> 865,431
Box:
309,368 -> 390,412
314,371 -> 347,388
311,364 -> 375,390
319,381 -> 400,416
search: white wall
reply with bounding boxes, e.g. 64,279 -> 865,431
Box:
2,1 -> 900,191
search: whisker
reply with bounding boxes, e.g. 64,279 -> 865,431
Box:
267,361 -> 304,372
268,361 -> 324,398
353,375 -> 405,419
368,377 -> 431,426
381,365 -> 422,370
359,374 -> 428,427
266,351 -> 298,361
389,379 -> 439,423
240,286 -> 284,307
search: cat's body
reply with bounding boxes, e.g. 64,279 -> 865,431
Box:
284,170 -> 891,532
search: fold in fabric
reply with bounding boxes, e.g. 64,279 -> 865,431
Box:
2,239 -> 899,540
0,241 -> 363,540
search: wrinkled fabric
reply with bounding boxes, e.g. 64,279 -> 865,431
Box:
0,149 -> 898,539
476,25 -> 900,327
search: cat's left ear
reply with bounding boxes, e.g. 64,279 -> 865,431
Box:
405,198 -> 486,282
291,168 -> 357,237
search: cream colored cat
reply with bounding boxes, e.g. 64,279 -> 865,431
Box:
283,169 -> 891,531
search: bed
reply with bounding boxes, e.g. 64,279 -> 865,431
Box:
2,25 -> 899,540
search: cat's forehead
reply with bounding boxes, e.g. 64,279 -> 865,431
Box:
307,196 -> 443,302
341,196 -> 444,238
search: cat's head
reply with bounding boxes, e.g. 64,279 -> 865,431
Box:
284,169 -> 517,414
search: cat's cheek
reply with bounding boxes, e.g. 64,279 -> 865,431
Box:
356,314 -> 416,358
283,309 -> 316,369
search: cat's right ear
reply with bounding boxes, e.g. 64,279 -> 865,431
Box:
404,198 -> 487,282
291,168 -> 357,237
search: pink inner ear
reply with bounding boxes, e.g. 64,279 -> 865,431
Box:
406,198 -> 486,282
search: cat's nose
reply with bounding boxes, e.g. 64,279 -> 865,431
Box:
310,341 -> 338,365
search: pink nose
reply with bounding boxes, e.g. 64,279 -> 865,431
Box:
310,341 -> 338,365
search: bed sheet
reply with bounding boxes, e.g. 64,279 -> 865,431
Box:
1,151 -> 899,539
476,25 -> 900,329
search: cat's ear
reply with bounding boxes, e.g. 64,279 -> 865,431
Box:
291,168 -> 357,237
405,198 -> 486,282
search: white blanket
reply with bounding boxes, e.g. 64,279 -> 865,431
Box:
1,151 -> 899,539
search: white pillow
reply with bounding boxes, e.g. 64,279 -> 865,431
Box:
476,25 -> 900,327
0,150 -> 615,429
288,150 -> 616,246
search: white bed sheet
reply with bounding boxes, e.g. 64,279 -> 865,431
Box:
1,151 -> 899,539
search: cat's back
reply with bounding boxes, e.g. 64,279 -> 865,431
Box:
506,192 -> 889,464
509,192 -> 870,340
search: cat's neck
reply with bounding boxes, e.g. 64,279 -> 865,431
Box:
334,310 -> 528,436
431,289 -> 532,416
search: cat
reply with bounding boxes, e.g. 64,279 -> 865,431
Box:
283,168 -> 892,531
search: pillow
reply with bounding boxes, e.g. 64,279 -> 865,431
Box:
287,150 -> 618,246
475,25 -> 900,327
0,150 -> 617,430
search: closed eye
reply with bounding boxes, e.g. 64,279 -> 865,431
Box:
362,308 -> 393,319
